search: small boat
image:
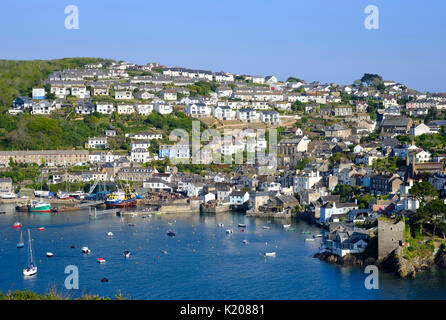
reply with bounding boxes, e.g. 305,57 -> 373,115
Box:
127,223 -> 136,227
313,234 -> 323,238
264,252 -> 276,257
0,211 -> 6,214
12,222 -> 22,228
17,230 -> 24,248
263,226 -> 270,229
304,238 -> 315,242
97,258 -> 106,264
161,250 -> 168,254
167,230 -> 176,237
23,229 -> 37,276
70,245 -> 76,249
101,277 -> 109,282
241,229 -> 245,232
107,232 -> 114,237
287,228 -> 296,232
242,240 -> 249,244
46,252 -> 54,257
303,231 -> 312,234
283,224 -> 291,229
225,229 -> 233,234
0,192 -> 17,199
218,223 -> 224,228
123,250 -> 130,258
37,227 -> 45,231
238,224 -> 246,228
81,246 -> 91,254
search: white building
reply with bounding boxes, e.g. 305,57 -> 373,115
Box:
154,103 -> 173,115
115,91 -> 133,100
87,137 -> 108,149
117,104 -> 135,114
96,102 -> 115,114
293,170 -> 322,193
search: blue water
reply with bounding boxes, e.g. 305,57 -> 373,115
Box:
0,204 -> 445,299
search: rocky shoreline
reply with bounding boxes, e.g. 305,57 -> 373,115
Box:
314,245 -> 446,279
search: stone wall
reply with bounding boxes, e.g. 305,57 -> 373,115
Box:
378,219 -> 404,261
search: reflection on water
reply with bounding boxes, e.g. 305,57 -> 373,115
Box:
0,204 -> 445,299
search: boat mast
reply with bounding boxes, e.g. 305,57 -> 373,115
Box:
27,229 -> 34,266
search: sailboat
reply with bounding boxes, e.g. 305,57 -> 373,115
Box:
17,230 -> 24,248
23,229 -> 37,276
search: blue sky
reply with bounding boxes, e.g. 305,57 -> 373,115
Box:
1,0 -> 445,92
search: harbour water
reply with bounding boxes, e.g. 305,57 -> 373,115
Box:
0,204 -> 445,299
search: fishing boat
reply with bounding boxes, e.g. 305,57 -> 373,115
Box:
167,230 -> 176,237
57,191 -> 72,200
81,246 -> 91,254
16,202 -> 29,212
264,252 -> 276,257
23,229 -> 37,276
97,258 -> 106,264
105,185 -> 138,208
238,224 -> 247,228
29,200 -> 51,213
17,230 -> 24,248
283,224 -> 291,229
123,250 -> 130,258
226,229 -> 233,234
46,252 -> 54,257
12,222 -> 22,228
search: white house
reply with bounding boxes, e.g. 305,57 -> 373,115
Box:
71,85 -> 89,98
410,123 -> 438,136
319,201 -> 359,222
130,140 -> 150,151
259,111 -> 279,125
31,100 -> 55,115
293,170 -> 322,193
154,102 -> 173,115
187,182 -> 204,197
87,137 -> 108,149
185,103 -> 211,118
96,102 -> 115,114
134,103 -> 153,116
229,191 -> 250,205
117,104 -> 135,114
115,91 -> 133,100
212,106 -> 234,120
131,148 -> 151,163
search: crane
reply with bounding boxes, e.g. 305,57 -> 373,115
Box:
87,167 -> 108,195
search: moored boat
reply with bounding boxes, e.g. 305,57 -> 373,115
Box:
46,252 -> 54,257
123,250 -> 130,258
264,252 -> 276,257
12,222 -> 22,228
29,200 -> 51,213
82,246 -> 91,254
167,230 -> 176,237
105,185 -> 138,208
283,224 -> 291,229
97,258 -> 106,264
17,230 -> 24,248
23,229 -> 37,276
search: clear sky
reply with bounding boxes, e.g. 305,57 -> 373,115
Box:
1,0 -> 445,92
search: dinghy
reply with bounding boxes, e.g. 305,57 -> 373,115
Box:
123,250 -> 130,258
264,252 -> 276,257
